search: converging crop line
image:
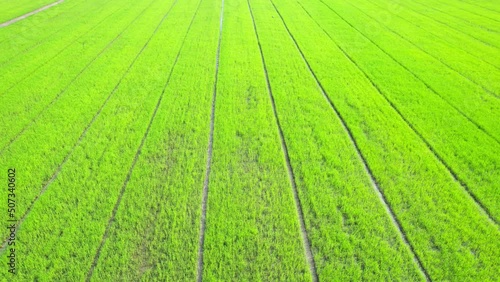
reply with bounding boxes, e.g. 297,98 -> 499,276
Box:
0,0 -> 64,28
85,0 -> 208,278
456,0 -> 500,15
0,0 -> 171,255
341,0 -> 500,98
0,0 -> 130,98
196,0 -> 224,280
246,0 -> 319,280
311,1 -> 500,144
298,0 -> 500,228
268,0 -> 432,280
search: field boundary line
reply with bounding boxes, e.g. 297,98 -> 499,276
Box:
196,0 -> 224,280
269,0 -> 432,280
0,0 -> 118,67
0,0 -> 64,28
86,0 -> 203,278
342,0 -> 500,98
302,0 -> 500,145
0,0 -> 153,156
0,0 -> 131,98
0,0 -> 167,255
304,0 -> 500,227
246,0 -> 318,280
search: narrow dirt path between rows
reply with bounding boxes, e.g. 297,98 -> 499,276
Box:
0,0 -> 64,28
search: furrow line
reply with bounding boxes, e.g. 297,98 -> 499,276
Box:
343,0 -> 499,98
0,4 -> 147,155
0,0 -> 173,254
86,0 -> 201,278
306,0 -> 499,227
0,1 -> 127,97
246,0 -> 318,280
0,0 -> 64,28
303,1 -> 500,146
269,0 -> 432,280
196,0 -> 224,280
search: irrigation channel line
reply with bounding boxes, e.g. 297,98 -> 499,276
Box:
305,0 -> 500,227
246,0 -> 319,280
196,0 -> 224,280
0,0 -> 150,156
0,0 -> 64,27
305,0 -> 500,147
86,0 -> 203,278
0,0 -> 135,98
0,0 -> 118,67
341,0 -> 500,98
365,0 -> 500,70
390,0 -> 500,50
268,0 -> 432,280
0,0 -> 175,254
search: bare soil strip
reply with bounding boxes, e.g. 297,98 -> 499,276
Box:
0,0 -> 64,28
302,0 -> 499,228
196,1 -> 224,281
269,0 -> 432,280
0,0 -> 161,254
246,0 -> 319,280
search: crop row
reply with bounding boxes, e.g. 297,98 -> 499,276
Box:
0,0 -> 58,23
269,0 -> 499,279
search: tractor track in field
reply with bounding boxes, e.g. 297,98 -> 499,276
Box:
0,0 -> 163,255
0,0 -> 118,67
247,0 -> 319,280
343,0 -> 500,98
438,1 -> 500,24
365,0 -> 500,69
196,0 -> 224,280
0,1 -> 150,156
308,0 -> 500,146
298,0 -> 500,228
86,0 -> 203,278
0,0 -> 130,98
0,0 -> 64,28
269,0 -> 432,281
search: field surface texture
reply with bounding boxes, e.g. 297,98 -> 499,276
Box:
0,0 -> 499,280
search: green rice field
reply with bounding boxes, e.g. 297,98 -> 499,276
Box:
0,0 -> 499,280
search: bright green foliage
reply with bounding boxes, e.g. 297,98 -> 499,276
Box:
0,0 -> 58,23
0,0 -> 498,280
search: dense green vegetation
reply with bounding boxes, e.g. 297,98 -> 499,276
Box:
0,0 -> 58,23
0,0 -> 498,280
